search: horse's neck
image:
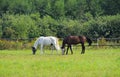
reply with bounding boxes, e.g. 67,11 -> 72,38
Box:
33,39 -> 39,49
61,41 -> 65,49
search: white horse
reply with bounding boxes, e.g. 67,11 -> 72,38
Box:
32,36 -> 60,55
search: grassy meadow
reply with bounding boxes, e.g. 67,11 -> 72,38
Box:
0,47 -> 120,77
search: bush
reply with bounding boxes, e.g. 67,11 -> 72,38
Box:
0,39 -> 31,50
82,14 -> 120,38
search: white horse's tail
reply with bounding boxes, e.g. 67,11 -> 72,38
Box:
55,38 -> 60,50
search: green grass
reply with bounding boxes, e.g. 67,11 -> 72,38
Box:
0,48 -> 120,77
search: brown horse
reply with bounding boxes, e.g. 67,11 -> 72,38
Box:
61,35 -> 92,55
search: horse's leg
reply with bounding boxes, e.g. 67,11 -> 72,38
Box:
53,44 -> 58,54
40,45 -> 44,54
81,43 -> 85,54
66,45 -> 69,55
55,46 -> 58,54
51,45 -> 54,54
70,45 -> 73,54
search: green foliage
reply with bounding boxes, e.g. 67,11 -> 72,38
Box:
1,13 -> 35,39
0,19 -> 2,37
8,0 -> 33,14
101,0 -> 120,15
0,0 -> 120,18
82,14 -> 120,38
0,0 -> 120,39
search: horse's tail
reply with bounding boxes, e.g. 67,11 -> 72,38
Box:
86,37 -> 92,46
55,38 -> 60,50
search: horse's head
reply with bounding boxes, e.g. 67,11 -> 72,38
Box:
61,47 -> 65,55
32,47 -> 36,55
88,39 -> 92,46
89,40 -> 92,46
86,37 -> 92,46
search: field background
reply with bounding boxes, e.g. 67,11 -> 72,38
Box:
0,47 -> 120,77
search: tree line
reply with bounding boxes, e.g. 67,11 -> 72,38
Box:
0,0 -> 120,39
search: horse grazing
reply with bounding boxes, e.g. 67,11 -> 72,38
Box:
61,35 -> 92,55
32,36 -> 60,55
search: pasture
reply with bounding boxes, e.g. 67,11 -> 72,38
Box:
0,48 -> 120,77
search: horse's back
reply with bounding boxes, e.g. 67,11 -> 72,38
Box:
42,37 -> 52,45
63,36 -> 80,44
49,36 -> 58,44
38,36 -> 57,45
